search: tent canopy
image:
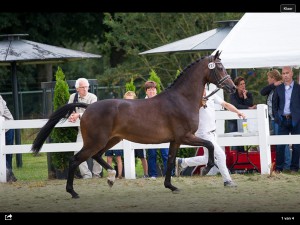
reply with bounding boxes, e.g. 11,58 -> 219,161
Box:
140,20 -> 238,55
213,13 -> 300,69
0,34 -> 101,66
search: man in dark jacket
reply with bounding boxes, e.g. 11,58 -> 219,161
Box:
273,66 -> 300,173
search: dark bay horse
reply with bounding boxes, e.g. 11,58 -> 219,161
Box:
31,51 -> 236,198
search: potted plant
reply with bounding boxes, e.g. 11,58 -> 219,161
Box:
50,66 -> 77,179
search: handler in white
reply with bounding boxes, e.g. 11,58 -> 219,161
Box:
175,88 -> 245,187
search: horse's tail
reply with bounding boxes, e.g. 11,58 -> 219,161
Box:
31,102 -> 88,155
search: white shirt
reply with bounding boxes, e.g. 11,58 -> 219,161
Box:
195,90 -> 224,136
0,95 -> 14,132
68,92 -> 97,115
283,81 -> 293,115
0,95 -> 14,121
68,92 -> 97,136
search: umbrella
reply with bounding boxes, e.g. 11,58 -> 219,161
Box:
0,34 -> 102,166
0,33 -> 101,121
139,20 -> 238,55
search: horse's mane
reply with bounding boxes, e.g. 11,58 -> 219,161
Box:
165,56 -> 206,90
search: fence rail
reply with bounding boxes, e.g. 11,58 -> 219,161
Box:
1,104 -> 300,182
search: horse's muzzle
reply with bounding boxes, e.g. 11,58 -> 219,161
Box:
224,84 -> 236,94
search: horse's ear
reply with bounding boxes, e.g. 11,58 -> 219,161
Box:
214,50 -> 222,60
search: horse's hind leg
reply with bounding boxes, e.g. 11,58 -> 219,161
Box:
92,152 -> 116,187
164,142 -> 180,192
66,154 -> 85,198
92,137 -> 122,187
66,145 -> 103,198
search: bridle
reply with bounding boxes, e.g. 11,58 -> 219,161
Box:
203,56 -> 231,101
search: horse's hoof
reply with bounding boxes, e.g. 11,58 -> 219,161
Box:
107,169 -> 116,187
200,166 -> 212,176
67,189 -> 79,199
107,180 -> 114,188
172,189 -> 181,194
70,192 -> 79,198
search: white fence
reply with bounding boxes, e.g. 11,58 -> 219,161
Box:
1,104 -> 300,182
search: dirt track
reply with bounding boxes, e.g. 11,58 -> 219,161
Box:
1,173 -> 300,213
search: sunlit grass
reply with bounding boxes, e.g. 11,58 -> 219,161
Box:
13,153 -> 48,181
13,152 -> 145,181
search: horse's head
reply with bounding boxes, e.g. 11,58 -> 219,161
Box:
206,51 -> 236,94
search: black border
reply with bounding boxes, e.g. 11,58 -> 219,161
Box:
1,212 -> 299,224
5,0 -> 298,13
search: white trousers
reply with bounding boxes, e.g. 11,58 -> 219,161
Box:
75,132 -> 102,178
181,131 -> 231,182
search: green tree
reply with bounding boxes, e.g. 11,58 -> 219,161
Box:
50,67 -> 77,174
125,77 -> 136,92
148,69 -> 162,93
100,13 -> 244,88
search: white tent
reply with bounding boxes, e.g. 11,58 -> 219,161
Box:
214,13 -> 300,69
140,26 -> 232,55
140,20 -> 238,55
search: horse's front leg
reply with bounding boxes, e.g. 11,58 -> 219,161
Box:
182,133 -> 215,175
164,142 -> 180,193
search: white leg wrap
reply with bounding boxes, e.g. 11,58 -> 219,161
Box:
107,169 -> 116,183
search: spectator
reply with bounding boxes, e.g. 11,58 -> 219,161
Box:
273,66 -> 300,174
123,91 -> 149,178
175,88 -> 244,187
229,76 -> 257,152
0,95 -> 17,182
68,78 -> 102,179
105,149 -> 123,179
144,81 -> 168,180
260,69 -> 290,170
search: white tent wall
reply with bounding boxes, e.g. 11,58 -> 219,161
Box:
213,13 -> 300,69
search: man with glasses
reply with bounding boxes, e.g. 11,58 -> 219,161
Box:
68,78 -> 102,179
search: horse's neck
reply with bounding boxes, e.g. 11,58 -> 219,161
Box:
171,70 -> 206,109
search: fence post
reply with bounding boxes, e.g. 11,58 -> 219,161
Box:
0,117 -> 7,182
122,140 -> 136,179
257,104 -> 271,174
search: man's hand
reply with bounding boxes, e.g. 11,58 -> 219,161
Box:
237,110 -> 246,119
202,98 -> 207,108
68,112 -> 80,123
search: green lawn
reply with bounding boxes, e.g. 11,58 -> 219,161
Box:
13,153 -> 48,181
12,153 -> 145,181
